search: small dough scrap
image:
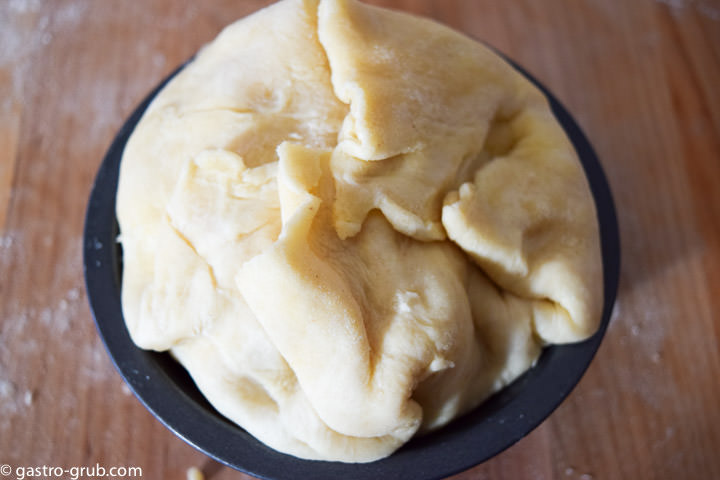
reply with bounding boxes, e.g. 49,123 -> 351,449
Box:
186,468 -> 204,480
117,0 -> 603,463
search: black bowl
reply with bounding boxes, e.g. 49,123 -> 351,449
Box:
84,55 -> 620,480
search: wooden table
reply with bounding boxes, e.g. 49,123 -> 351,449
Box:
1,1 -> 718,479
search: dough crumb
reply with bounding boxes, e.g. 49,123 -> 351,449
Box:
186,467 -> 204,480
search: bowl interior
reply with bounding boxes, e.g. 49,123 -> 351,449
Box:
84,58 -> 620,480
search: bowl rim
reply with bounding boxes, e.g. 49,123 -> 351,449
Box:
83,52 -> 620,480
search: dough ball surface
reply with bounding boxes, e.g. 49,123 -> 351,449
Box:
117,0 -> 602,462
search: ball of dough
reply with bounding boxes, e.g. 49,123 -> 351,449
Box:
116,0 -> 602,463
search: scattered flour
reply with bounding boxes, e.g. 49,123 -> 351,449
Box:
36,284 -> 85,335
0,235 -> 13,248
53,1 -> 87,26
660,426 -> 676,446
7,0 -> 42,14
78,338 -> 111,383
0,378 -> 16,399
0,229 -> 109,436
697,1 -> 720,20
609,283 -> 667,369
152,53 -> 167,68
655,0 -> 689,9
121,383 -> 132,396
0,0 -> 150,146
655,0 -> 720,20
0,376 -> 32,430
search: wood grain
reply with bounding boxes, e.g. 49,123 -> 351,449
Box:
1,1 -> 718,479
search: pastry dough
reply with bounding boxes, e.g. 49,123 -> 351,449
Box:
116,0 -> 602,462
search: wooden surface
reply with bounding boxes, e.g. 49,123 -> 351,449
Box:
1,0 -> 719,479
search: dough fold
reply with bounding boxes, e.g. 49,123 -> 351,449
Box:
117,0 -> 602,462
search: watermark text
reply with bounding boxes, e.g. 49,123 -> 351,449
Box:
0,463 -> 142,480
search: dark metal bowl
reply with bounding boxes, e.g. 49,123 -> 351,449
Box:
84,55 -> 620,480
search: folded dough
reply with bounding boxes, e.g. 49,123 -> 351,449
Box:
116,0 -> 602,462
